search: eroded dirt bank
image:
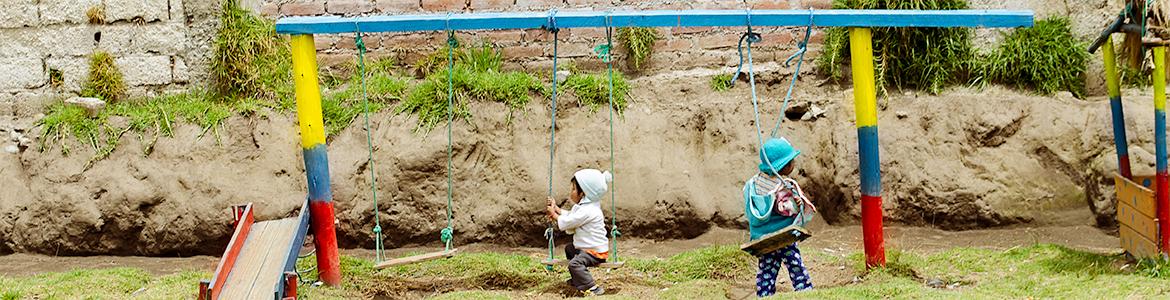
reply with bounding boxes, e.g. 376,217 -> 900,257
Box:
0,69 -> 1150,255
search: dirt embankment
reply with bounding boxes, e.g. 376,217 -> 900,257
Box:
0,66 -> 1148,256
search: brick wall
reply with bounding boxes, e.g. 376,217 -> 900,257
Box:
261,0 -> 832,75
0,0 -> 221,101
0,0 -> 1102,102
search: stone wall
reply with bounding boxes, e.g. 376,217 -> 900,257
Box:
0,0 -> 222,102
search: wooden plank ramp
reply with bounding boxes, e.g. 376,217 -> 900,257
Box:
217,218 -> 301,299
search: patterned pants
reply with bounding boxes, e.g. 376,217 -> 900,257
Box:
756,243 -> 812,297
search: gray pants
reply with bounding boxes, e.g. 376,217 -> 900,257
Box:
564,244 -> 605,291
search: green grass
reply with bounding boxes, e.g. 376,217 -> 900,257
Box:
0,268 -> 208,299
38,90 -> 270,161
981,17 -> 1089,97
321,73 -> 410,137
711,73 -> 734,92
398,42 -> 544,132
211,0 -> 291,100
80,51 -> 127,102
627,245 -> 755,283
617,27 -> 662,70
561,71 -> 631,114
6,244 -> 1170,299
790,244 -> 1170,299
817,0 -> 976,95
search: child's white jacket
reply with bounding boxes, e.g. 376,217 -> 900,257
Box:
558,201 -> 610,253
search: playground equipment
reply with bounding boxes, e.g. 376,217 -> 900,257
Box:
735,8 -> 818,256
370,30 -> 459,269
197,201 -> 310,300
194,8 -> 1035,298
530,15 -> 625,270
1091,2 -> 1170,259
1108,42 -> 1168,260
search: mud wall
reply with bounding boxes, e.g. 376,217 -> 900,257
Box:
0,72 -> 1144,255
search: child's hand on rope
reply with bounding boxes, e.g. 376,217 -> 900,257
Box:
545,197 -> 560,222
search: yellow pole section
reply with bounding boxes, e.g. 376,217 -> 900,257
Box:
849,28 -> 877,128
1104,36 -> 1120,99
291,34 -> 327,148
1157,47 -> 1166,112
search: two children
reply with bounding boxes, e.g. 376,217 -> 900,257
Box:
546,169 -> 612,296
544,138 -> 813,298
744,138 -> 817,296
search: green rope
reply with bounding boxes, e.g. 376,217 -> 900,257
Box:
545,10 -> 560,271
602,15 -> 620,263
442,24 -> 457,252
354,27 -> 385,263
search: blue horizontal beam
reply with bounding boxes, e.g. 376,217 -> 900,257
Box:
275,9 -> 1033,35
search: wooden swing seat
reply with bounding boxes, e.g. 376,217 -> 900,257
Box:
541,259 -> 624,269
374,248 -> 459,269
740,225 -> 811,256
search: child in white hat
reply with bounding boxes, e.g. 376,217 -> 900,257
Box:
546,169 -> 612,296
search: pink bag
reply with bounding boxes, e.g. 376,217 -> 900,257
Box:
772,178 -> 816,223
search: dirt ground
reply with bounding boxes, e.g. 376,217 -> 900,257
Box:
0,221 -> 1122,299
0,61 -> 1155,256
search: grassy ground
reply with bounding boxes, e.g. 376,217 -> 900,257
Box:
2,244 -> 1168,299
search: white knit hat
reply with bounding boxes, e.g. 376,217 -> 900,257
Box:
573,169 -> 613,204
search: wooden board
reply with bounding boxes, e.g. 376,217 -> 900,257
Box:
1115,174 -> 1158,218
1118,199 -> 1159,242
209,203 -> 253,300
375,249 -> 458,269
541,259 -> 624,269
1120,223 -> 1160,259
217,218 -> 301,300
740,225 -> 811,256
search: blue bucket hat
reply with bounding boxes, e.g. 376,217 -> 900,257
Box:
759,138 -> 800,175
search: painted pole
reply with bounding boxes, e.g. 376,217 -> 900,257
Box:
849,28 -> 885,267
1105,37 -> 1133,179
1155,46 -> 1170,255
290,34 -> 341,286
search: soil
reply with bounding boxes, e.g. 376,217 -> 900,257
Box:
0,63 -> 1152,256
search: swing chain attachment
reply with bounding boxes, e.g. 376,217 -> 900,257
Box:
730,9 -> 762,87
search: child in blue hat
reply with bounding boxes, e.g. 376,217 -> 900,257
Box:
744,137 -> 817,296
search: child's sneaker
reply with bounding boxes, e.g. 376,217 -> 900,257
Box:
584,285 -> 605,296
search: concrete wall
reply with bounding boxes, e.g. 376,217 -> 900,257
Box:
0,0 -> 222,101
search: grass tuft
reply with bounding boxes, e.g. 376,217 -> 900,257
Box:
48,69 -> 64,89
398,42 -> 543,132
86,5 -> 105,25
817,0 -> 975,95
81,51 -> 127,102
710,73 -> 733,92
211,0 -> 291,100
981,17 -> 1089,97
561,71 -> 631,114
617,27 -> 661,70
628,245 -> 754,282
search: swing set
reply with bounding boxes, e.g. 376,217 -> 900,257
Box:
197,8 -> 1032,300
